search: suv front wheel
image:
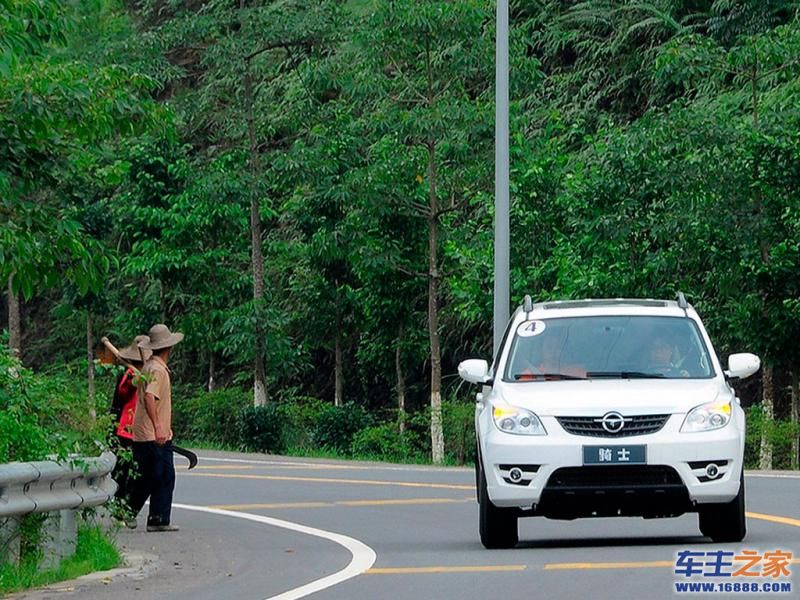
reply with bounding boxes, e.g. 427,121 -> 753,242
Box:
478,462 -> 518,549
698,471 -> 746,542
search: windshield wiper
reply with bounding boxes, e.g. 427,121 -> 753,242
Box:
586,371 -> 666,379
514,372 -> 586,381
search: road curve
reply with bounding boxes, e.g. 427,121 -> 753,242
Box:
18,451 -> 800,600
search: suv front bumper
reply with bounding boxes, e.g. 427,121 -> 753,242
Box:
481,414 -> 743,511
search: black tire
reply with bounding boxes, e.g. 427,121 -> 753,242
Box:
474,444 -> 482,503
698,471 -> 746,543
478,462 -> 518,549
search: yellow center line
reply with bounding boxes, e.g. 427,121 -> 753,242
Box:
544,561 -> 674,571
366,565 -> 527,575
197,463 -> 358,471
209,497 -> 474,511
191,465 -> 256,470
746,511 -> 800,528
210,502 -> 331,510
181,472 -> 474,491
544,558 -> 800,571
339,498 -> 472,507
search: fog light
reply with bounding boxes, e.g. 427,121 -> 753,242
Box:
705,464 -> 719,479
508,467 -> 523,482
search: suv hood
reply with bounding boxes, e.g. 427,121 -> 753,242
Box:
496,379 -> 726,416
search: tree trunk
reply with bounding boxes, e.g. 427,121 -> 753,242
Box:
427,139 -> 444,465
422,37 -> 444,465
87,311 -> 96,421
759,365 -> 774,470
751,61 -> 775,470
208,351 -> 216,392
7,277 -> 21,358
245,63 -> 268,407
396,324 -> 406,434
791,368 -> 799,471
334,288 -> 343,407
159,279 -> 167,323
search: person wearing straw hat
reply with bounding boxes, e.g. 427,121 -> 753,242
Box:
109,334 -> 152,528
128,324 -> 184,532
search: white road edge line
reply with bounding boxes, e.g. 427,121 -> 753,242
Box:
745,473 -> 800,480
195,455 -> 471,473
173,503 -> 377,600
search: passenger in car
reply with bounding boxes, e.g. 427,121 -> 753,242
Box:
516,336 -> 585,380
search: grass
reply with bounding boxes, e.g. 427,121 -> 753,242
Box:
0,525 -> 121,595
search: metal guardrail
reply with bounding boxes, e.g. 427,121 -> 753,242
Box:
0,451 -> 117,518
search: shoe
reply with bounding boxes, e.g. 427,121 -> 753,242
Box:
146,524 -> 180,532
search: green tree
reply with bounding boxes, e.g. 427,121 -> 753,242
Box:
1,0 -> 163,359
347,0 -> 496,462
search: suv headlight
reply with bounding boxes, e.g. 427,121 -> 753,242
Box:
681,399 -> 732,432
492,405 -> 547,436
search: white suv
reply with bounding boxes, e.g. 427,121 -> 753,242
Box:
458,295 -> 760,549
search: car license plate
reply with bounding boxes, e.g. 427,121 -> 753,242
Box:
583,445 -> 646,465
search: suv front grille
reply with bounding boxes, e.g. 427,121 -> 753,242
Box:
546,465 -> 683,488
557,414 -> 670,437
536,466 -> 690,518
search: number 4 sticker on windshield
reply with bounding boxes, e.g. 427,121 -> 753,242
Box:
517,320 -> 546,337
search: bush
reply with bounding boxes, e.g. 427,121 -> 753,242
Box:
745,405 -> 800,469
443,399 -> 476,465
0,342 -> 108,463
237,404 -> 287,454
406,398 -> 476,465
311,402 -> 371,454
279,396 -> 329,450
351,422 -> 422,462
172,388 -> 250,445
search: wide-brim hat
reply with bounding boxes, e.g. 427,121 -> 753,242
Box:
119,335 -> 153,362
140,324 -> 184,351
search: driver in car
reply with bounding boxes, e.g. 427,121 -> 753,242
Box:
648,336 -> 690,377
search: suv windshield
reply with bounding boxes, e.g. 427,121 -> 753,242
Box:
504,315 -> 715,381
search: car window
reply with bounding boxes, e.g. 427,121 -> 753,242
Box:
503,315 -> 715,381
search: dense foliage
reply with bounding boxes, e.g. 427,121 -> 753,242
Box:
0,340 -> 113,463
3,0 -> 800,467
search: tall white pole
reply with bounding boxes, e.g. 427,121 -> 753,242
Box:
493,0 -> 510,358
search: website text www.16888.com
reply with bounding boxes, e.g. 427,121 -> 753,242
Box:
675,581 -> 792,594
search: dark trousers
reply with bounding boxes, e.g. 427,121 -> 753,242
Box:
130,441 -> 176,526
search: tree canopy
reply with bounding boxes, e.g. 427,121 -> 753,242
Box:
4,0 -> 800,466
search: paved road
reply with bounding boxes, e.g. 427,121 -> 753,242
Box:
20,451 -> 800,600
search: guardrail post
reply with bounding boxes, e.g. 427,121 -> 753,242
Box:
1,516 -> 21,566
40,509 -> 78,571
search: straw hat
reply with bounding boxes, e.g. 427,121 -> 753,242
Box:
139,324 -> 184,351
118,335 -> 153,362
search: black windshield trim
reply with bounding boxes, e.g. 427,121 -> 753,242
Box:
512,372 -> 587,381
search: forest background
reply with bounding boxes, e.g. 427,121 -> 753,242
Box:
3,0 -> 800,469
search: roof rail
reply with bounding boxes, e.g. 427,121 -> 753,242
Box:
676,291 -> 689,309
523,294 -> 533,313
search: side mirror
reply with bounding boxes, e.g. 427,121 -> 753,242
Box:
725,353 -> 761,380
458,359 -> 492,385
